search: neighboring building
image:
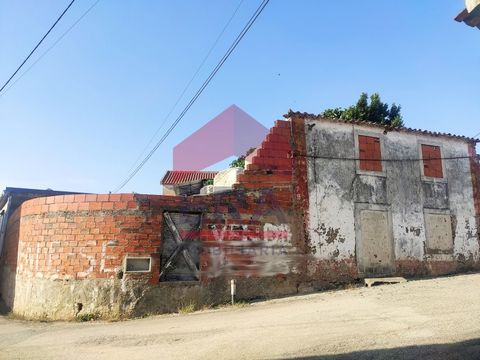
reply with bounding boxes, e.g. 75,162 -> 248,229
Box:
0,187 -> 82,259
455,0 -> 480,29
161,170 -> 217,195
200,167 -> 244,195
0,114 -> 478,320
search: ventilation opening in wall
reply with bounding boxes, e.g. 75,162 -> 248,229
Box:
125,257 -> 151,272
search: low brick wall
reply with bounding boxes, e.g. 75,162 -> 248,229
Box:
12,194 -> 160,283
0,187 -> 307,319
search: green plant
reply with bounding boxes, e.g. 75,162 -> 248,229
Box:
229,157 -> 246,168
321,92 -> 404,127
229,147 -> 257,168
77,312 -> 100,322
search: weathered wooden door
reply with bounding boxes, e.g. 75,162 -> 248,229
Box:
356,209 -> 394,277
160,212 -> 202,281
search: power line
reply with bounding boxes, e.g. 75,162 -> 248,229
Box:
293,153 -> 473,162
112,0 -> 270,193
0,0 -> 101,98
472,131 -> 480,139
123,0 -> 245,177
0,0 -> 77,94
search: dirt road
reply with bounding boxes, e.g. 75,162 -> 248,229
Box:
1,274 -> 480,359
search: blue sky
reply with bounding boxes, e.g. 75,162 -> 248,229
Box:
0,0 -> 478,194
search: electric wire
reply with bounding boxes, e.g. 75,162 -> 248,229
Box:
0,0 -> 101,98
0,0 -> 77,94
112,0 -> 270,193
122,0 -> 245,177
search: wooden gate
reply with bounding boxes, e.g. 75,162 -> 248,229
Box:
160,212 -> 202,281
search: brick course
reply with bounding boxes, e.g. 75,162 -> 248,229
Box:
234,120 -> 293,190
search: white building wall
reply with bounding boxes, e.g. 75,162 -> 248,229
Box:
304,119 -> 478,270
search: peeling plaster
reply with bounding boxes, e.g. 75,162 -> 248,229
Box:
305,119 -> 479,269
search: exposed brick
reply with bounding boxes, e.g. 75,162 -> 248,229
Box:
468,144 -> 480,224
101,202 -> 114,210
422,144 -> 443,178
88,202 -> 102,211
97,194 -> 109,202
85,194 -> 98,202
74,194 -> 86,202
54,195 -> 64,204
63,195 -> 75,203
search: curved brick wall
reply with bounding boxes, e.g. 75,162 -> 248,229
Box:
14,193 -> 160,282
0,188 -> 301,319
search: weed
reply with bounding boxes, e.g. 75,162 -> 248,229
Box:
230,301 -> 249,308
177,302 -> 196,314
77,312 -> 100,322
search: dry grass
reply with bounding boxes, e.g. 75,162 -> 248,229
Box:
177,302 -> 197,314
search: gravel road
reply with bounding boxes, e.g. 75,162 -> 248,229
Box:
1,273 -> 480,359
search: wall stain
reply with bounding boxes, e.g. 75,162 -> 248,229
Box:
314,223 -> 345,244
405,226 -> 421,237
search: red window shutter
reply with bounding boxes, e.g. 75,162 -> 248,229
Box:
421,144 -> 443,178
358,135 -> 382,172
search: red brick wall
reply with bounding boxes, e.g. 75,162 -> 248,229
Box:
146,190 -> 295,280
0,119 -> 308,287
234,117 -> 310,259
1,186 -> 297,284
358,135 -> 382,172
235,120 -> 293,190
10,194 -> 161,283
468,144 -> 480,227
422,144 -> 443,178
290,116 -> 310,255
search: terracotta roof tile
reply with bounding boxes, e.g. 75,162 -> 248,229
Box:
284,110 -> 479,143
161,170 -> 218,185
455,4 -> 480,30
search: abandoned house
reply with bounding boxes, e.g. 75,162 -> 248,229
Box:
0,112 -> 479,320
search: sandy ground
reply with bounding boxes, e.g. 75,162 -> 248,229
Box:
1,274 -> 480,360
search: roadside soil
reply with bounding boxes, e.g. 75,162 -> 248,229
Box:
1,273 -> 480,359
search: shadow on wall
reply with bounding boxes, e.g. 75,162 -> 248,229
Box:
0,298 -> 8,315
0,207 -> 20,313
288,338 -> 480,360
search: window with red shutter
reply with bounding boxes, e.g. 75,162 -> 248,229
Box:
421,144 -> 443,178
358,135 -> 382,172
